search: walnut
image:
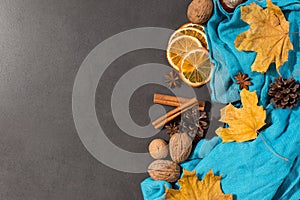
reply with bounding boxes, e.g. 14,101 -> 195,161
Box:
169,132 -> 193,163
187,0 -> 214,24
147,160 -> 180,182
148,139 -> 168,159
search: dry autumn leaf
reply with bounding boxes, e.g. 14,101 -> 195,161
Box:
235,0 -> 293,73
165,169 -> 233,200
216,89 -> 266,142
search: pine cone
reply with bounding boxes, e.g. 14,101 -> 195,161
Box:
180,108 -> 209,142
268,77 -> 300,109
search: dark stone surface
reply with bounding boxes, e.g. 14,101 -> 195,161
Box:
0,0 -> 222,199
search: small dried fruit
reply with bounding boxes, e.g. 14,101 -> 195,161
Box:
148,139 -> 168,159
169,132 -> 193,163
168,26 -> 208,50
187,0 -> 214,24
166,35 -> 202,71
220,0 -> 243,12
147,160 -> 180,182
180,48 -> 213,87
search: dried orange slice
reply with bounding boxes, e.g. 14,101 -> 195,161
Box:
180,23 -> 205,33
180,48 -> 213,87
168,27 -> 208,50
166,35 -> 202,71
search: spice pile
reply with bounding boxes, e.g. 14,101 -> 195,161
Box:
147,94 -> 209,183
141,0 -> 300,199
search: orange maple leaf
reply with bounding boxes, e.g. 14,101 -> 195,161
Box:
165,169 -> 233,200
235,0 -> 293,73
216,89 -> 266,143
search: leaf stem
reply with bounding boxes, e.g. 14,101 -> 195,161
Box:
259,134 -> 289,162
276,68 -> 281,76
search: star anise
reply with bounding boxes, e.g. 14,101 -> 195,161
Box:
164,70 -> 181,88
234,72 -> 251,90
165,122 -> 179,137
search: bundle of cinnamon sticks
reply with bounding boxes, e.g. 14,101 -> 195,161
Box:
152,93 -> 205,129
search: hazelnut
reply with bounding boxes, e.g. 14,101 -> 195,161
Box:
148,139 -> 168,159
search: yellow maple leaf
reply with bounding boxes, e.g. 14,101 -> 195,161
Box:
216,89 -> 266,143
235,0 -> 293,73
165,169 -> 233,200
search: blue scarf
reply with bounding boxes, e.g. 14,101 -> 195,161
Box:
141,0 -> 300,199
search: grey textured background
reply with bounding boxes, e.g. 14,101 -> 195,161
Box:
0,0 -> 221,199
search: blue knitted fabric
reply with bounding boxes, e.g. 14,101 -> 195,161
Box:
141,0 -> 300,199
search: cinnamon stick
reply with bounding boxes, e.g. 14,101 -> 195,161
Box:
153,93 -> 205,111
152,98 -> 198,129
